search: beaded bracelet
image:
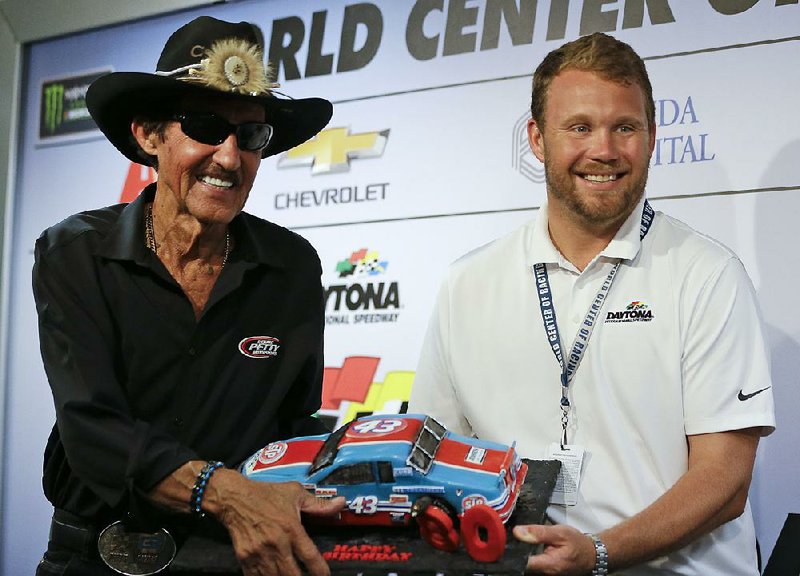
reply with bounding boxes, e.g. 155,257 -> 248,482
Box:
190,460 -> 224,518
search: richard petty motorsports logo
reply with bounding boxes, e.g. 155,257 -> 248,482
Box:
605,301 -> 654,323
324,248 -> 400,326
274,126 -> 390,211
239,336 -> 281,358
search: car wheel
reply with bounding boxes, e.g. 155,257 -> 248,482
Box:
460,504 -> 506,562
416,501 -> 460,553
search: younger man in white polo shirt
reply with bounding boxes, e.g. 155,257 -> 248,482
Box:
410,33 -> 774,576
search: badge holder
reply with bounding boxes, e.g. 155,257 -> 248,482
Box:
546,442 -> 585,506
98,519 -> 176,575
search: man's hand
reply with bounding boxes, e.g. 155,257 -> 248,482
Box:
510,429 -> 762,574
207,470 -> 345,576
513,524 -> 596,575
149,462 -> 345,576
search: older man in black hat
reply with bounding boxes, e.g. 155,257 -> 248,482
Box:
33,16 -> 343,576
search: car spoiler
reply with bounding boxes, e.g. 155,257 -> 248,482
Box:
499,441 -> 518,483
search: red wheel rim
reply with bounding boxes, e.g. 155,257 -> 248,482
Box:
460,504 -> 506,562
417,504 -> 460,552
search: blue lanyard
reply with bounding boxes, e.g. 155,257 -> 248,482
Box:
534,201 -> 655,447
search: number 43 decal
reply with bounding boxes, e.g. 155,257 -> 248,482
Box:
348,495 -> 378,514
351,419 -> 404,434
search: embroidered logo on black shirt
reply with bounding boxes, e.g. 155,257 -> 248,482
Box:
238,336 -> 281,358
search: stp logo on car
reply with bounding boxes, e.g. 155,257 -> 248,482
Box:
239,336 -> 281,358
462,494 -> 488,511
257,442 -> 288,466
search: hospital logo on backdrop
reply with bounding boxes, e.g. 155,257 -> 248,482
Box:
652,96 -> 716,167
512,98 -> 716,179
324,248 -> 400,326
512,111 -> 544,184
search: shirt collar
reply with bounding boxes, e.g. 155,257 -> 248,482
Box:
527,195 -> 649,268
96,184 -> 153,265
97,183 -> 286,269
230,213 -> 288,269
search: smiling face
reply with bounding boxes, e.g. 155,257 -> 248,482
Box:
528,68 -> 656,235
133,94 -> 265,226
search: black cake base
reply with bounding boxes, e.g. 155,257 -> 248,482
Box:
172,459 -> 560,575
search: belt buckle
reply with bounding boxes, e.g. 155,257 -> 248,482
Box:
97,520 -> 176,575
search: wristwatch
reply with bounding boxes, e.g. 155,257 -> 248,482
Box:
588,533 -> 608,576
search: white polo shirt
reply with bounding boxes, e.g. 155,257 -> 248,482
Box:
410,197 -> 775,576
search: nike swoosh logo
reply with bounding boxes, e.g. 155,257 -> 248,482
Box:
737,387 -> 771,401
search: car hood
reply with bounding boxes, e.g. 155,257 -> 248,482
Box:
240,436 -> 326,482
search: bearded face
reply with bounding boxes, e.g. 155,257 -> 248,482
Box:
528,69 -> 655,234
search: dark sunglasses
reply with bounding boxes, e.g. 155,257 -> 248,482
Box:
173,113 -> 274,152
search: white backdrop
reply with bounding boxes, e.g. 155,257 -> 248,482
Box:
2,0 -> 799,574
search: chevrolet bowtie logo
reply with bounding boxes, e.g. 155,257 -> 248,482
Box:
279,127 -> 389,175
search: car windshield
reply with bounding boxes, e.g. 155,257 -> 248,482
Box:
309,421 -> 350,474
406,416 -> 447,474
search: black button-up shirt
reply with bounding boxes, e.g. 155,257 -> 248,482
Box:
33,185 -> 327,523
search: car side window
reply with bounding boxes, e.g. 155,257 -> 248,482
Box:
319,462 -> 374,485
377,461 -> 394,483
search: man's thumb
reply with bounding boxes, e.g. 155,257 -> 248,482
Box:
513,524 -> 544,543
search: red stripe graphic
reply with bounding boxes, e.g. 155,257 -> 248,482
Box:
250,439 -> 324,472
435,439 -> 506,473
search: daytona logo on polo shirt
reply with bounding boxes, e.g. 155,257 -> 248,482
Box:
604,301 -> 655,323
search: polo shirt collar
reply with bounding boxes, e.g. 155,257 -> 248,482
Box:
603,194 -> 649,261
527,195 -> 649,268
97,183 -> 287,269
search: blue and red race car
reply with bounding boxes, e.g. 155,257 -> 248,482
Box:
240,413 -> 528,562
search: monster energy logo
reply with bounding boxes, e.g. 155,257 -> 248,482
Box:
43,84 -> 65,134
39,69 -> 111,141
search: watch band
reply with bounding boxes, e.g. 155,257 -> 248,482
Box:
589,533 -> 608,576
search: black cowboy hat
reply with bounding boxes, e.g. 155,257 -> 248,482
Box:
86,15 -> 332,164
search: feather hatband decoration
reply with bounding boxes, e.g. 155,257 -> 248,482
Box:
182,38 -> 278,96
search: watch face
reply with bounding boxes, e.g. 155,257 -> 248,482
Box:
98,521 -> 176,575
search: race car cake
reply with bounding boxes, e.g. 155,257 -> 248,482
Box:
241,413 -> 528,562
